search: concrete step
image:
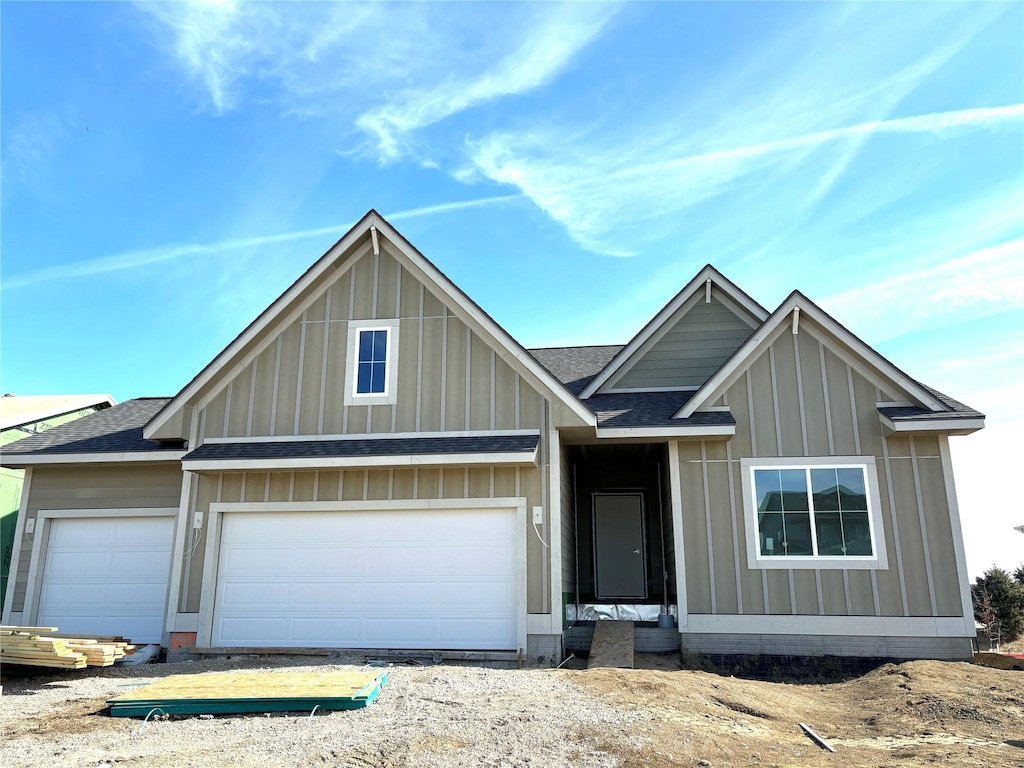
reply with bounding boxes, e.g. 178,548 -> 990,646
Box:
587,620 -> 634,669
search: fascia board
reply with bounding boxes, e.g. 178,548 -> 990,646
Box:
675,293 -> 947,419
880,415 -> 985,435
1,451 -> 186,468
596,425 -> 736,439
579,265 -> 768,400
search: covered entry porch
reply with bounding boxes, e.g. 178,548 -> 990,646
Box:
560,442 -> 680,655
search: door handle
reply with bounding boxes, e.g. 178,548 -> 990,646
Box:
633,548 -> 641,554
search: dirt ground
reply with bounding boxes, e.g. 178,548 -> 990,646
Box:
1,653 -> 1021,767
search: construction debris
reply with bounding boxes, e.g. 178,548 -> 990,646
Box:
108,669 -> 388,717
0,626 -> 135,669
799,722 -> 837,752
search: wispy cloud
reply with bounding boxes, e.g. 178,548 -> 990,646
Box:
461,4 -> 1013,255
2,195 -> 520,291
820,234 -> 1024,343
138,0 -> 618,159
355,4 -> 619,162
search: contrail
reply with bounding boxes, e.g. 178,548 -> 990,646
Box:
2,194 -> 521,290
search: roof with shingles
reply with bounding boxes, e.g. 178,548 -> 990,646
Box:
586,391 -> 736,429
183,434 -> 539,461
527,345 -> 623,395
1,398 -> 176,455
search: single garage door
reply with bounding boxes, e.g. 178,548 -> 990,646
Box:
37,516 -> 174,644
212,507 -> 519,650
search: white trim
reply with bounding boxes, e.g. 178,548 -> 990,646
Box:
146,212 -> 596,439
880,415 -> 984,434
170,613 -> 199,632
21,507 -> 177,626
344,319 -> 401,406
938,437 -> 978,636
526,614 -> 551,635
2,451 -> 185,467
1,467 -> 32,624
164,471 -> 195,634
202,428 -> 540,445
197,497 -> 529,653
596,425 -> 735,439
675,295 -> 946,419
739,456 -> 889,571
36,507 -> 176,520
876,400 -> 914,408
581,267 -> 768,399
668,442 -> 688,631
184,449 -> 538,472
686,614 -> 972,637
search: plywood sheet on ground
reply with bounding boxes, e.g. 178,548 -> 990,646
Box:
108,669 -> 387,717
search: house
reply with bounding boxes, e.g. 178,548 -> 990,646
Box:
0,394 -> 114,610
1,211 -> 985,663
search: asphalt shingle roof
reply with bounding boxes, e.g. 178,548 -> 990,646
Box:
584,391 -> 736,429
183,434 -> 539,462
527,345 -> 623,395
1,398 -> 177,455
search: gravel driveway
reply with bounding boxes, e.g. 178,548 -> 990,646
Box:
1,655 -> 635,768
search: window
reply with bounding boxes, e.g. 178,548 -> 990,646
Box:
345,319 -> 400,406
740,456 -> 887,570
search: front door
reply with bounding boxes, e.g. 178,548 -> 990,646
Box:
593,493 -> 647,600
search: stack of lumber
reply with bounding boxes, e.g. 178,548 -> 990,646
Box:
0,626 -> 135,669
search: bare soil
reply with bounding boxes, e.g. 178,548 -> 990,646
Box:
1,654 -> 1021,767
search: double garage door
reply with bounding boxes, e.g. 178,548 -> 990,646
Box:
211,507 -> 520,650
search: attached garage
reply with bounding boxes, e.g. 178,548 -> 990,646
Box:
33,514 -> 174,644
203,500 -> 526,651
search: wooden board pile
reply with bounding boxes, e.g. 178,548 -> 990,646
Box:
0,626 -> 135,669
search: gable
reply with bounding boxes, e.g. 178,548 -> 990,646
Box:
608,294 -> 758,391
580,265 -> 767,398
146,212 -> 595,443
676,293 -> 948,420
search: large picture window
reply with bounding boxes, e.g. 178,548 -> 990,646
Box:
344,319 -> 400,406
740,457 -> 887,570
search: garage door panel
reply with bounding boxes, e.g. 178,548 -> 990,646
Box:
438,618 -> 514,644
291,618 -> 361,642
37,516 -> 173,644
213,507 -> 519,650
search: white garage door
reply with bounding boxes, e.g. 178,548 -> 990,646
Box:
212,508 -> 519,650
37,516 -> 174,644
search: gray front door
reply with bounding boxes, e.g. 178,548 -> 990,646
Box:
593,493 -> 647,599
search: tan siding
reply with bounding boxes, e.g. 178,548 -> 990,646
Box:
679,319 -> 965,621
12,465 -> 182,612
193,244 -> 548,442
614,297 -> 755,390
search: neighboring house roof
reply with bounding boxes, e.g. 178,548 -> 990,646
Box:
0,394 -> 115,431
1,399 -> 183,465
144,210 -> 597,441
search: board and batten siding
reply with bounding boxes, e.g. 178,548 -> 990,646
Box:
677,325 -> 964,619
612,296 -> 755,391
196,245 -> 543,442
180,463 -> 546,614
10,465 -> 183,613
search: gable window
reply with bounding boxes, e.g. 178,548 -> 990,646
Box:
345,319 -> 400,406
740,456 -> 887,570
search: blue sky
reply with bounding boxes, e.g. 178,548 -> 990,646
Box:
2,1 -> 1022,576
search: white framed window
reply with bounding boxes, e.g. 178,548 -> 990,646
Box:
344,319 -> 400,406
740,456 -> 888,570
